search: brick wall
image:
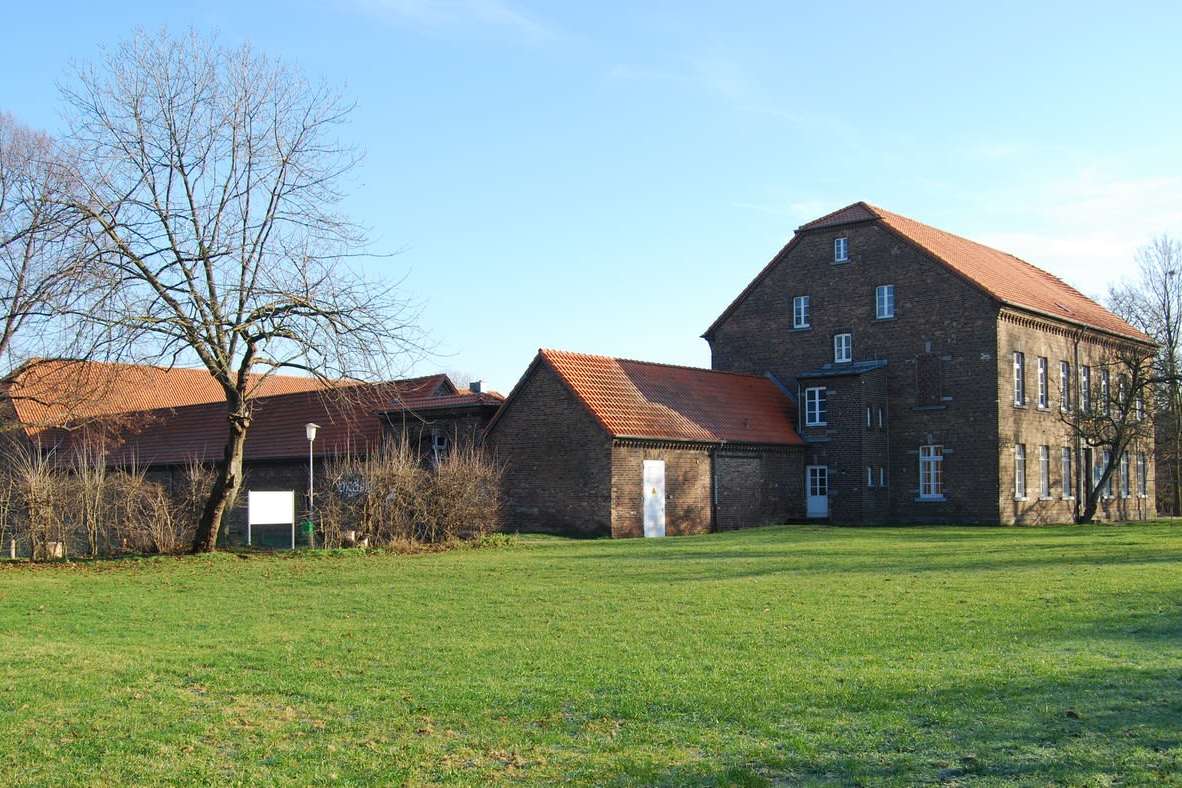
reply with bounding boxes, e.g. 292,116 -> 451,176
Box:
485,362 -> 613,536
715,449 -> 804,530
610,443 -> 712,537
996,312 -> 1156,524
709,221 -> 1001,523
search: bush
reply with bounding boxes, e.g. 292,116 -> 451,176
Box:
317,437 -> 502,548
0,438 -> 209,559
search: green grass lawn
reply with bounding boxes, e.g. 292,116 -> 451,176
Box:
2,524 -> 1181,785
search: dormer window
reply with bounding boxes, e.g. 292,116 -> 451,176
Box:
834,236 -> 849,263
834,333 -> 852,363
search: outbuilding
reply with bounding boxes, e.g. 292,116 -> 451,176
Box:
485,349 -> 805,537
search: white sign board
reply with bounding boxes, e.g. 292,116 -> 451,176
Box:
247,490 -> 296,548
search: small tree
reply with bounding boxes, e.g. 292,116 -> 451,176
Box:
1059,341 -> 1155,523
59,31 -> 421,552
1108,236 -> 1182,513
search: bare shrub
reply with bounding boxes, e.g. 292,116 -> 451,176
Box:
106,464 -> 192,555
420,442 -> 502,543
317,437 -> 502,548
8,441 -> 66,559
70,433 -> 109,557
0,438 -> 208,559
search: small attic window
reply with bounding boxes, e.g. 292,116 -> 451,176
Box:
834,236 -> 849,263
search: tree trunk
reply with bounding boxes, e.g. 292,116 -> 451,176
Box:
191,406 -> 251,553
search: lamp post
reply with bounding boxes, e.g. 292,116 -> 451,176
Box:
305,422 -> 320,547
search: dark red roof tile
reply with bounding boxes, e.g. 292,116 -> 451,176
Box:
536,349 -> 802,445
707,201 -> 1152,343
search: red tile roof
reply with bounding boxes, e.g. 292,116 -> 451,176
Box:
706,201 -> 1152,343
87,385 -> 389,467
498,349 -> 802,445
383,390 -> 505,413
45,375 -> 472,467
3,359 -> 450,435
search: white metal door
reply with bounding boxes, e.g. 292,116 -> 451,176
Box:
806,465 -> 829,518
642,460 -> 666,537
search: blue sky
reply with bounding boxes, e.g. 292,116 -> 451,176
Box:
5,1 -> 1181,390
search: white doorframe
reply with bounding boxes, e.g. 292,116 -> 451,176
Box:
643,460 -> 666,537
806,465 -> 829,518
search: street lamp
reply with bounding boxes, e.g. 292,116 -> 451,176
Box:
305,422 -> 320,547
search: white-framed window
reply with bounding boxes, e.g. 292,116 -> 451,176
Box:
879,466 -> 888,487
804,387 -> 827,426
792,295 -> 810,329
1014,444 -> 1027,500
834,333 -> 852,363
1138,453 -> 1148,497
1100,369 -> 1110,415
877,407 -> 885,428
1039,445 -> 1051,498
1037,357 -> 1048,409
1120,452 -> 1130,498
1013,352 -> 1026,406
866,406 -> 873,428
867,466 -> 875,488
1080,366 -> 1091,412
1061,447 -> 1073,499
919,445 -> 944,499
1135,393 -> 1145,421
1060,361 -> 1071,411
875,284 -> 895,319
834,236 -> 849,262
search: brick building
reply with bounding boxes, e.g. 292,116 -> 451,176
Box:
3,361 -> 502,542
485,349 -> 804,537
706,202 -> 1157,524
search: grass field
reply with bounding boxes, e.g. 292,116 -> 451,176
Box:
1,524 -> 1181,785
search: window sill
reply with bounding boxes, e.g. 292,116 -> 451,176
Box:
875,315 -> 896,321
804,422 -> 827,428
791,326 -> 812,332
1062,496 -> 1075,501
1036,404 -> 1050,411
1013,403 -> 1027,409
1038,496 -> 1054,501
916,495 -> 946,502
1014,496 -> 1029,502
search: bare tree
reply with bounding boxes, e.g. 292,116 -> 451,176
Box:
1058,340 -> 1155,523
1108,235 -> 1182,514
59,31 -> 421,552
0,114 -> 90,372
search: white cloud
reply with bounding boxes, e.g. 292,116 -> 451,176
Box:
353,0 -> 553,41
971,169 -> 1182,297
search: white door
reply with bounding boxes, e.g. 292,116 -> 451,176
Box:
806,465 -> 829,518
643,460 -> 666,537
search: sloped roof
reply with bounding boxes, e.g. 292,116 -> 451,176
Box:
99,386 -> 387,466
495,349 -> 802,445
706,202 -> 1152,343
3,359 -> 450,434
382,389 -> 505,414
45,376 -> 465,467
